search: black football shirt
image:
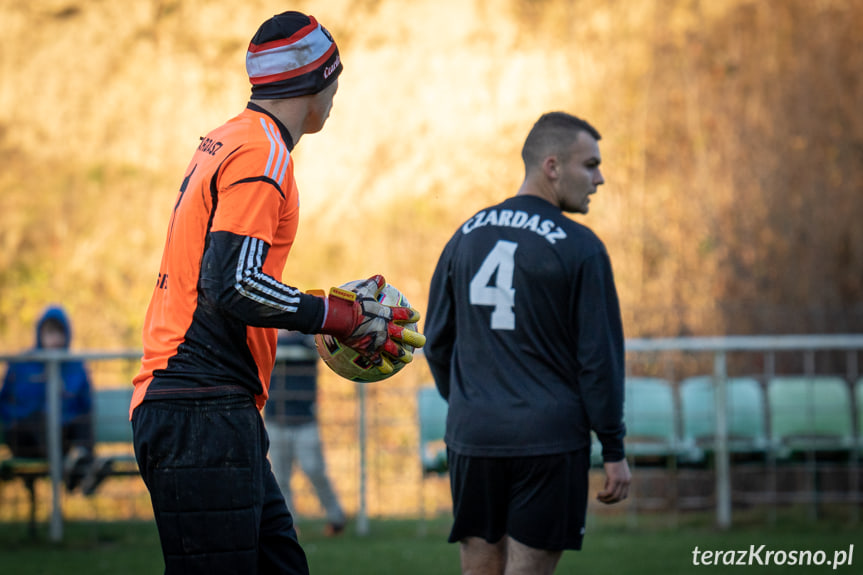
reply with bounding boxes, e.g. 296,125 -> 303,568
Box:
425,194 -> 626,460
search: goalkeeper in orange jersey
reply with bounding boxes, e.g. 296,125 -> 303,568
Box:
129,11 -> 424,575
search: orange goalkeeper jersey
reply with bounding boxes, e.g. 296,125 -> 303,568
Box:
130,103 -> 326,417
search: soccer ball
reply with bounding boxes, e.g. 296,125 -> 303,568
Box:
314,281 -> 418,383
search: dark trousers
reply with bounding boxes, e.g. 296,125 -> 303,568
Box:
4,412 -> 93,459
132,395 -> 309,575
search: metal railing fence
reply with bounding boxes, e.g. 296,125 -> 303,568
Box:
2,334 -> 862,541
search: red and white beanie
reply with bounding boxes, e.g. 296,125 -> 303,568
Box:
246,11 -> 343,99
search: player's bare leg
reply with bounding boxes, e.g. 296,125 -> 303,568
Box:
460,536 -> 506,575
504,536 -> 562,575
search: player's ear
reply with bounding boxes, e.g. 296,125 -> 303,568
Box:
542,156 -> 559,180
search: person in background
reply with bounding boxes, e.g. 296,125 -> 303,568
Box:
266,330 -> 346,536
0,305 -> 113,495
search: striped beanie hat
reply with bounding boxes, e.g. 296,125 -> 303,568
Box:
246,11 -> 343,100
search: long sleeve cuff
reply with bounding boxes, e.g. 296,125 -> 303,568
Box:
597,433 -> 625,462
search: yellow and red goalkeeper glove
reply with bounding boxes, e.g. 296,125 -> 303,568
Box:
318,275 -> 426,374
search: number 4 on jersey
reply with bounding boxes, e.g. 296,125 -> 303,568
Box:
469,240 -> 518,330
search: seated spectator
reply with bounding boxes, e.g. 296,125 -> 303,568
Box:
0,305 -> 112,495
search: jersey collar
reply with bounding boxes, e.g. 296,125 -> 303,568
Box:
246,101 -> 296,151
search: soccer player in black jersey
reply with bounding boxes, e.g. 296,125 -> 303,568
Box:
425,112 -> 631,575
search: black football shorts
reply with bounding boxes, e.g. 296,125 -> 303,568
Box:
447,448 -> 590,551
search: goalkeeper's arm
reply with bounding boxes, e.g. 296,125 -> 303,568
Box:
200,231 -> 327,332
200,231 -> 424,367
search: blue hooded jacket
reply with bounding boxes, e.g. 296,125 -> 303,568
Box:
0,306 -> 92,426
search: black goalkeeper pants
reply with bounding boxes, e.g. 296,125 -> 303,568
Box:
132,394 -> 309,575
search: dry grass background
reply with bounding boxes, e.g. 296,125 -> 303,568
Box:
1,0 -> 862,352
1,0 -> 863,523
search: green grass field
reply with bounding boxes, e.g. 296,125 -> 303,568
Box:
0,510 -> 860,574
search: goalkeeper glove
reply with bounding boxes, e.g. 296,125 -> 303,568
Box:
318,275 -> 426,374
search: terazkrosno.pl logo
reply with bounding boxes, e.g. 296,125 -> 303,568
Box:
692,544 -> 854,569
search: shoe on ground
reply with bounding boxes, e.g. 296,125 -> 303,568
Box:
323,522 -> 346,537
80,456 -> 114,496
63,447 -> 91,492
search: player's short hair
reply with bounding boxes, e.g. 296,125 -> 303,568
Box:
521,112 -> 601,170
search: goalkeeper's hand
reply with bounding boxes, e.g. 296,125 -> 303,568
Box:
318,275 -> 426,374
